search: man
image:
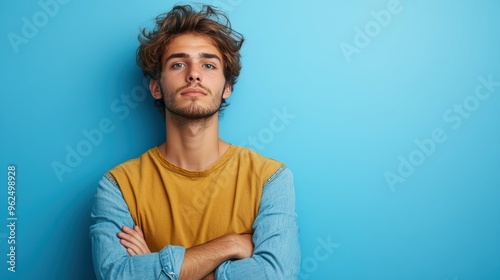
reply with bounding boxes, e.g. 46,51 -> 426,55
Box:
90,4 -> 300,280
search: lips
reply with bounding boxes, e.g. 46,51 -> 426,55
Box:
180,87 -> 207,97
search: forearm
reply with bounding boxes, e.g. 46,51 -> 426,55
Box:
215,226 -> 300,279
180,234 -> 251,280
91,234 -> 184,280
216,167 -> 301,279
91,175 -> 185,279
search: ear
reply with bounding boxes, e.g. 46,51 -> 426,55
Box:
150,79 -> 162,100
222,82 -> 232,99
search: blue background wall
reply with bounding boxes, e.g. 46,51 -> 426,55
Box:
1,0 -> 500,279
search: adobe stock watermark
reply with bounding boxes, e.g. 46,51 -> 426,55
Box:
299,235 -> 340,279
7,0 -> 71,54
51,77 -> 150,182
339,0 -> 412,64
385,74 -> 500,192
240,107 -> 296,151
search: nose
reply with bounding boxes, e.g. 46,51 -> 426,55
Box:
186,65 -> 201,83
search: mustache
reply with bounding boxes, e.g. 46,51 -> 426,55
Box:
175,84 -> 212,95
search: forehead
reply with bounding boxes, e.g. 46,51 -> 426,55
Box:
164,33 -> 222,59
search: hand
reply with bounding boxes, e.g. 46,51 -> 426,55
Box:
118,225 -> 151,256
231,233 -> 254,259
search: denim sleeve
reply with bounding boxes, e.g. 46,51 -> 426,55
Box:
89,175 -> 186,280
215,167 -> 301,279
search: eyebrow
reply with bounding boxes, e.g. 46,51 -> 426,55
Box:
164,52 -> 222,64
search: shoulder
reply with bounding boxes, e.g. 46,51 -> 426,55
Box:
232,145 -> 287,182
106,148 -> 156,180
234,145 -> 282,164
233,145 -> 282,164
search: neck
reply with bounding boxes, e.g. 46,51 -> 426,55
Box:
159,112 -> 229,171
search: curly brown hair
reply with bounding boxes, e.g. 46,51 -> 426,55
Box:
136,4 -> 244,114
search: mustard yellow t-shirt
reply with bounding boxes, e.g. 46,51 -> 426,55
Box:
107,145 -> 284,252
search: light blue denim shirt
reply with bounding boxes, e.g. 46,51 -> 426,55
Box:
90,166 -> 300,279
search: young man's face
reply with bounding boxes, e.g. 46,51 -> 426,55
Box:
151,33 -> 231,120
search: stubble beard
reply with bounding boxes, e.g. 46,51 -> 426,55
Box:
160,83 -> 224,125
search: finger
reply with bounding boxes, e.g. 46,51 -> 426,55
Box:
123,226 -> 145,243
120,238 -> 142,255
117,232 -> 128,240
120,226 -> 151,254
135,225 -> 145,238
122,225 -> 141,236
127,248 -> 136,257
126,226 -> 150,252
121,226 -> 146,247
119,229 -> 150,254
117,232 -> 140,247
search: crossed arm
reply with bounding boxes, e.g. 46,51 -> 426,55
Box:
119,225 -> 253,279
90,168 -> 300,279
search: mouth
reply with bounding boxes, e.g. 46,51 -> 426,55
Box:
180,87 -> 207,97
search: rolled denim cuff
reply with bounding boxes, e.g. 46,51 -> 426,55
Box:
159,245 -> 186,279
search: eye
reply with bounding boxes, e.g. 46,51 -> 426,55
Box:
171,62 -> 185,69
203,64 -> 216,69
